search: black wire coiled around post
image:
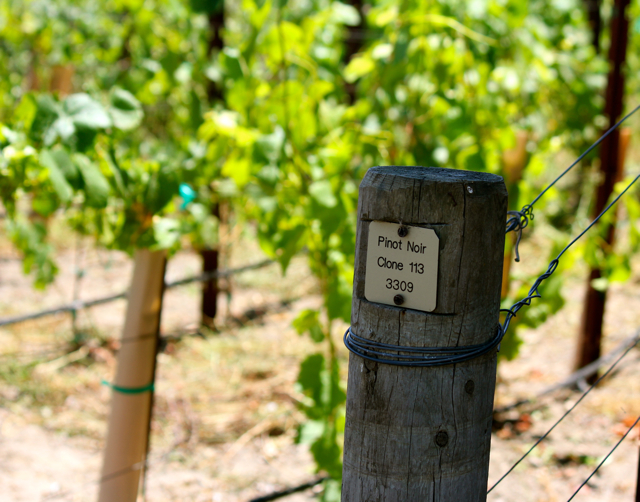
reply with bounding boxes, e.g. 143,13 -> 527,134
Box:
343,325 -> 505,367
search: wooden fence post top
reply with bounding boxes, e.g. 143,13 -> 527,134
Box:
358,166 -> 505,223
354,165 -> 507,328
343,165 -> 507,502
362,165 -> 505,184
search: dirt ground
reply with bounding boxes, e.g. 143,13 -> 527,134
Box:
0,227 -> 639,502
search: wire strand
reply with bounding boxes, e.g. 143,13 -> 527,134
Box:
494,328 -> 640,414
505,103 -> 640,259
501,173 -> 640,335
0,259 -> 274,328
487,335 -> 640,494
565,415 -> 640,501
530,103 -> 640,208
343,325 -> 503,367
345,174 -> 639,368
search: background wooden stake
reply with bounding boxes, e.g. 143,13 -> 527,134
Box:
201,246 -> 219,328
98,249 -> 166,502
501,130 -> 528,298
200,2 -> 225,329
342,166 -> 507,501
575,0 -> 631,377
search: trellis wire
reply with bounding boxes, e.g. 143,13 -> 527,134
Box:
6,103 -> 640,496
41,451 -> 327,502
494,328 -> 640,414
32,323 -> 638,500
501,172 -> 640,336
566,414 -> 640,501
344,172 -> 640,367
487,334 -> 640,494
41,453 -> 150,500
343,324 -> 503,367
0,258 -> 274,328
248,477 -> 329,502
505,102 -> 640,260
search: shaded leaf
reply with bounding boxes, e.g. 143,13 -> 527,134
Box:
327,273 -> 352,322
144,166 -> 179,214
39,149 -> 73,202
74,154 -> 110,208
275,224 -> 307,272
51,148 -> 81,189
293,309 -> 325,343
189,0 -> 223,14
298,353 -> 325,409
30,95 -> 60,142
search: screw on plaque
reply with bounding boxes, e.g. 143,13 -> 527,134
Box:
393,294 -> 404,305
397,225 -> 409,237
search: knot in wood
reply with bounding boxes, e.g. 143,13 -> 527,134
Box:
435,430 -> 449,447
465,379 -> 475,395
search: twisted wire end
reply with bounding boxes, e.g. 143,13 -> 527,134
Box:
506,205 -> 534,262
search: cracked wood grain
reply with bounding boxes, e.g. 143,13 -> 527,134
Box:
342,166 -> 507,501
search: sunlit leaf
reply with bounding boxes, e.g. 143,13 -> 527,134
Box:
64,94 -> 112,130
344,56 -> 375,83
309,180 -> 338,208
109,88 -> 143,130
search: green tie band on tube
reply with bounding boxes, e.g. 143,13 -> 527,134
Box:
101,379 -> 155,394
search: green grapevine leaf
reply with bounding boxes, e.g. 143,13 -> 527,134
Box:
73,154 -> 110,208
293,309 -> 325,343
327,273 -> 351,322
344,56 -> 374,83
64,94 -> 112,130
144,166 -> 179,214
189,0 -> 223,14
309,180 -> 338,208
310,424 -> 342,478
39,149 -> 73,202
296,419 -> 324,445
109,88 -> 143,131
331,2 -> 361,26
153,217 -> 181,249
7,218 -> 58,288
275,224 -> 307,272
51,116 -> 75,142
51,148 -> 82,189
297,353 -> 325,410
30,95 -> 61,143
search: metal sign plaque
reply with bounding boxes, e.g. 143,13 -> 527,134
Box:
364,221 -> 439,312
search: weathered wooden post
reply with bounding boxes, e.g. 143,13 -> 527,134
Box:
342,166 -> 507,501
